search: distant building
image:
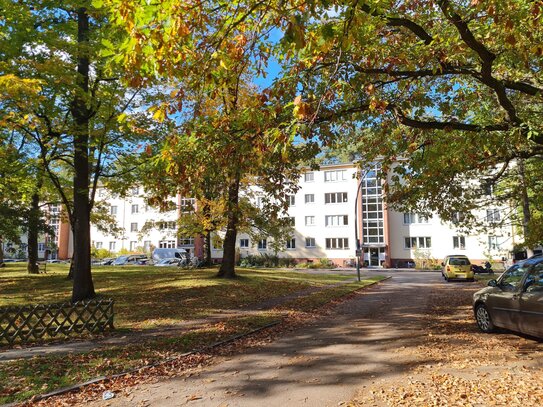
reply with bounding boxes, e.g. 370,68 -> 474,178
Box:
6,162 -> 516,266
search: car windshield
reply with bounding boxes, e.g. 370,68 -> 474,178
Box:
113,256 -> 128,264
449,258 -> 470,266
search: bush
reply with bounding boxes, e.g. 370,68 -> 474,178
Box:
238,254 -> 296,268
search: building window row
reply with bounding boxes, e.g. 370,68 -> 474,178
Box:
304,215 -> 349,227
159,240 -> 176,248
403,213 -> 429,224
404,236 -> 432,249
325,215 -> 349,227
239,237 -> 348,250
325,238 -> 349,250
325,192 -> 348,204
324,170 -> 347,182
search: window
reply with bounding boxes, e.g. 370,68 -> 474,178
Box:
131,204 -> 139,214
452,212 -> 466,224
159,240 -> 176,248
38,243 -> 46,252
287,217 -> 295,226
130,222 -> 138,232
304,172 -> 314,182
403,213 -> 429,224
488,235 -> 502,250
419,215 -> 429,223
240,238 -> 249,248
288,195 -> 296,206
143,241 -> 152,251
305,237 -> 316,248
325,215 -> 348,227
499,264 -> 526,291
258,239 -> 267,250
131,187 -> 139,195
525,264 -> 543,292
324,192 -> 348,204
179,237 -> 194,246
109,241 -> 116,251
95,241 -> 103,249
325,238 -> 349,250
305,216 -> 315,226
180,198 -> 195,212
98,188 -> 106,197
305,194 -> 315,204
324,170 -> 347,182
404,236 -> 431,249
286,238 -> 296,249
487,209 -> 501,223
453,236 -> 466,250
110,205 -> 118,215
129,241 -> 137,251
403,213 -> 416,224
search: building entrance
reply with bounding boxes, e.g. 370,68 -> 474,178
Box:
363,247 -> 385,267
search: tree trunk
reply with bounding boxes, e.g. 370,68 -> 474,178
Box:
67,253 -> 75,280
0,236 -> 4,267
71,8 -> 95,302
217,174 -> 241,278
27,190 -> 41,274
204,231 -> 212,266
518,159 -> 534,257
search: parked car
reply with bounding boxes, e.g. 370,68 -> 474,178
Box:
442,255 -> 474,281
473,257 -> 543,339
111,255 -> 147,266
152,248 -> 188,262
154,258 -> 181,267
92,258 -> 114,266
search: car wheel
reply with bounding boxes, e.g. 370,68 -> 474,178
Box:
475,304 -> 495,333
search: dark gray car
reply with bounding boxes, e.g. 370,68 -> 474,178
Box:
473,257 -> 543,339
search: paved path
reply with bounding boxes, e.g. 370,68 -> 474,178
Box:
91,271 -> 443,407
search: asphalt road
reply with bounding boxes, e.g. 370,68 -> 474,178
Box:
91,271 -> 456,407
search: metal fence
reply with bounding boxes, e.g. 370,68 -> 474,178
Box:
0,298 -> 114,346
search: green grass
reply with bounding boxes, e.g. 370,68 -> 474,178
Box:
0,264 -> 386,404
0,263 -> 352,329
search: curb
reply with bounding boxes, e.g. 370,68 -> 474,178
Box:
3,321 -> 280,407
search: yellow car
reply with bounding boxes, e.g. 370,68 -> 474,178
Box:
442,255 -> 475,282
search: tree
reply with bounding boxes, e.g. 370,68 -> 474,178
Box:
276,0 -> 543,243
1,1 -> 156,300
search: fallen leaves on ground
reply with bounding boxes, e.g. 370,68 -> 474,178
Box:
351,283 -> 543,406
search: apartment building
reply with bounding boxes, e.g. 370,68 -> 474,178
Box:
211,162 -> 517,267
6,162 -> 514,266
90,187 -> 199,256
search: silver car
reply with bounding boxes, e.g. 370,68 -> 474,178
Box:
473,257 -> 543,339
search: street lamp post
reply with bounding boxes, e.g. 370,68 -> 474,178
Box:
354,170 -> 365,282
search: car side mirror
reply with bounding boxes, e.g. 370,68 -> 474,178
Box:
441,262 -> 445,267
488,279 -> 498,287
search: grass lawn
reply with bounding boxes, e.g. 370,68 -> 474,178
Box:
0,263 -> 386,404
0,263 -> 354,329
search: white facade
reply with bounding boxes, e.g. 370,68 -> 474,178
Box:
221,164 -> 360,265
91,187 -> 181,254
87,163 -> 518,267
